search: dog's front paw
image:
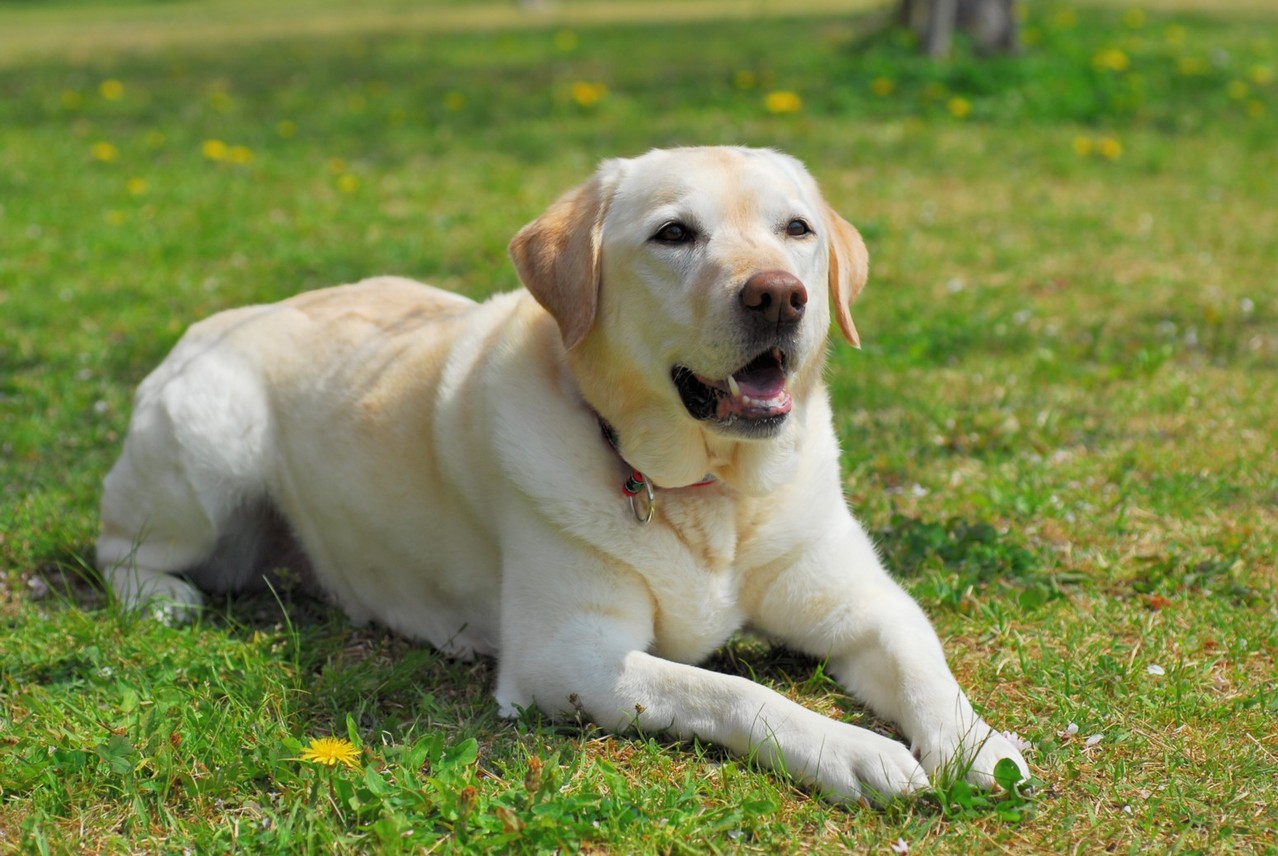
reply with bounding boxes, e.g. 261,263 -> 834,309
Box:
912,720 -> 1030,790
794,725 -> 929,806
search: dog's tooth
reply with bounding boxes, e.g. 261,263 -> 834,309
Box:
727,375 -> 741,398
742,395 -> 752,405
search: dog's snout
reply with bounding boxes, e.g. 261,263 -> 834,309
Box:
740,270 -> 808,327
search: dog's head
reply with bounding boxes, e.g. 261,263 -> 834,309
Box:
510,147 -> 867,493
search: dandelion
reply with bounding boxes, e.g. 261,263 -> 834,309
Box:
228,145 -> 253,165
1053,8 -> 1076,28
104,210 -> 127,226
1092,48 -> 1130,72
1122,8 -> 1146,29
99,79 -> 125,100
1072,136 -> 1093,156
1227,80 -> 1249,100
298,736 -> 360,769
336,174 -> 360,193
764,90 -> 802,114
570,81 -> 608,108
947,96 -> 972,119
1164,25 -> 1186,47
202,139 -> 228,161
871,77 -> 894,97
91,141 -> 119,162
126,177 -> 148,196
1249,65 -> 1273,86
1097,137 -> 1123,160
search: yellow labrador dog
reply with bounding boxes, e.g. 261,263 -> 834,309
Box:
97,146 -> 1029,803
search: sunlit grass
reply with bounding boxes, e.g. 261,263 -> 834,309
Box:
2,0 -> 1276,852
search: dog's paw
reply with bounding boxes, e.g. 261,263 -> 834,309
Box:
107,568 -> 204,625
912,720 -> 1030,791
796,725 -> 930,806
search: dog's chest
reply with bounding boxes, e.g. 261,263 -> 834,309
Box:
644,492 -> 745,663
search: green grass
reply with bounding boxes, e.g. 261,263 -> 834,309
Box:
2,0 -> 1277,851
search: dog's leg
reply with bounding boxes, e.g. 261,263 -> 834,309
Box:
747,516 -> 1031,789
96,337 -> 274,621
492,530 -> 928,804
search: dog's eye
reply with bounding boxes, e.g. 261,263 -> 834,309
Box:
652,222 -> 694,245
785,219 -> 813,238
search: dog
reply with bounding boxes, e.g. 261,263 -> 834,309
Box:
97,146 -> 1030,803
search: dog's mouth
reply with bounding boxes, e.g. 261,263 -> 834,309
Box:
672,347 -> 792,435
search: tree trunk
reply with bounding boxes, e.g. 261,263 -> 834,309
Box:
898,0 -> 1020,58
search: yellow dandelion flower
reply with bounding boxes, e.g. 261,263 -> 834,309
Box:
444,91 -> 467,112
61,90 -> 82,110
91,141 -> 119,162
336,174 -> 360,193
555,30 -> 578,52
1053,8 -> 1077,28
100,79 -> 125,100
126,177 -> 147,196
871,77 -> 894,97
1227,80 -> 1249,100
228,145 -> 253,165
1122,8 -> 1146,29
277,120 -> 297,139
734,70 -> 757,90
1249,65 -> 1273,86
202,139 -> 228,161
570,81 -> 607,108
1092,48 -> 1129,72
947,96 -> 972,119
764,90 -> 802,114
1097,137 -> 1122,160
298,736 -> 360,769
1164,25 -> 1186,47
1072,136 -> 1093,157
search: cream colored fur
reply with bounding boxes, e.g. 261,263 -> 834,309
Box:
97,146 -> 1029,803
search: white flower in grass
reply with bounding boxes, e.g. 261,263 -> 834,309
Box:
1084,733 -> 1104,749
890,838 -> 910,855
1146,664 -> 1165,676
1001,730 -> 1033,753
1058,722 -> 1079,739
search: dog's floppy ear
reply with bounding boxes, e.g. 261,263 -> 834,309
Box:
509,166 -> 618,350
824,204 -> 869,349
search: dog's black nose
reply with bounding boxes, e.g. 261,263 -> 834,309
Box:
740,270 -> 807,327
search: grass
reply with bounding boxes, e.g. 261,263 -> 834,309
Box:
1,0 -> 1276,851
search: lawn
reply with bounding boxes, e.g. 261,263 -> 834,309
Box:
1,0 -> 1276,851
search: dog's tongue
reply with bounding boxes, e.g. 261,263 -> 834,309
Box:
716,352 -> 791,420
